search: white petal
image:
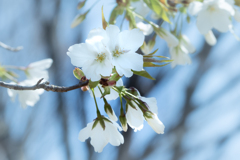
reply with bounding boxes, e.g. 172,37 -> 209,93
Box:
126,104 -> 144,132
197,10 -> 213,34
118,28 -> 145,52
28,59 -> 53,70
105,25 -> 120,51
90,124 -> 108,153
136,22 -> 154,36
7,88 -> 16,102
146,114 -> 165,134
116,78 -> 123,86
204,30 -> 217,46
106,122 -> 124,146
159,29 -> 179,47
131,0 -> 151,22
119,52 -> 143,71
170,46 -> 191,68
181,35 -> 196,53
140,97 -> 158,114
78,122 -> 93,142
212,9 -> 232,32
106,109 -> 118,121
67,43 -> 96,67
87,28 -> 106,43
188,1 -> 203,15
234,8 -> 240,22
218,1 -> 235,16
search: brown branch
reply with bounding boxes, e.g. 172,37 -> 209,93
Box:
0,78 -> 89,92
0,41 -> 23,52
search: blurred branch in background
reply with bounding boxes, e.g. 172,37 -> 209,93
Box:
0,41 -> 23,52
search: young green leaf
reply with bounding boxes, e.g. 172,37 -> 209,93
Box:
132,69 -> 155,80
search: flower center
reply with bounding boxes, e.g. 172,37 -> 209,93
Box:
113,46 -> 129,58
96,53 -> 106,63
208,5 -> 216,12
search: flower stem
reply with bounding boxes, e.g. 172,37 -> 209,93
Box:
91,88 -> 101,118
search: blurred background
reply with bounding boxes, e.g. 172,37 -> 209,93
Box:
0,0 -> 240,160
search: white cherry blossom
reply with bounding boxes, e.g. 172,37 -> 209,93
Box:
105,107 -> 118,122
170,35 -> 195,68
188,0 -> 235,34
126,96 -> 165,134
25,58 -> 53,80
156,28 -> 179,47
131,0 -> 151,22
67,32 -> 113,81
136,22 -> 154,36
7,80 -> 44,109
87,25 -> 144,77
78,118 -> 124,153
145,113 -> 165,134
126,102 -> 144,132
140,97 -> 158,114
204,30 -> 217,45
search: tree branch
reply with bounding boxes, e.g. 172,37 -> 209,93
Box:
0,41 -> 23,52
0,78 -> 89,92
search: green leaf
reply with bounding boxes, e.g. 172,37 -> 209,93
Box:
109,6 -> 124,24
71,10 -> 89,28
102,6 -> 108,30
144,58 -> 173,63
88,80 -> 99,89
73,68 -> 84,80
126,9 -> 137,29
146,0 -> 170,23
132,69 -> 155,80
143,62 -> 170,67
77,1 -> 86,10
148,49 -> 158,55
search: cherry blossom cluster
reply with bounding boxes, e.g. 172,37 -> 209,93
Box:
1,0 -> 240,154
7,59 -> 53,108
67,25 -> 165,152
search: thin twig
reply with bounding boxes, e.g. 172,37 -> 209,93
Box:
0,41 -> 23,52
0,79 -> 89,92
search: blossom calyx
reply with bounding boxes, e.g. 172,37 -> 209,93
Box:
119,115 -> 128,132
104,102 -> 118,121
92,116 -> 112,131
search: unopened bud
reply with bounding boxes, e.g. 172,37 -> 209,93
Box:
143,111 -> 153,119
119,115 -> 128,132
81,86 -> 89,92
77,0 -> 86,10
127,87 -> 140,96
73,68 -> 85,80
104,102 -> 118,121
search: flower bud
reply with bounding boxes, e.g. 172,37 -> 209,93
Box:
104,102 -> 118,121
77,0 -> 86,10
81,86 -> 89,92
126,87 -> 140,97
119,115 -> 128,132
73,68 -> 85,80
144,113 -> 165,134
143,111 -> 153,119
